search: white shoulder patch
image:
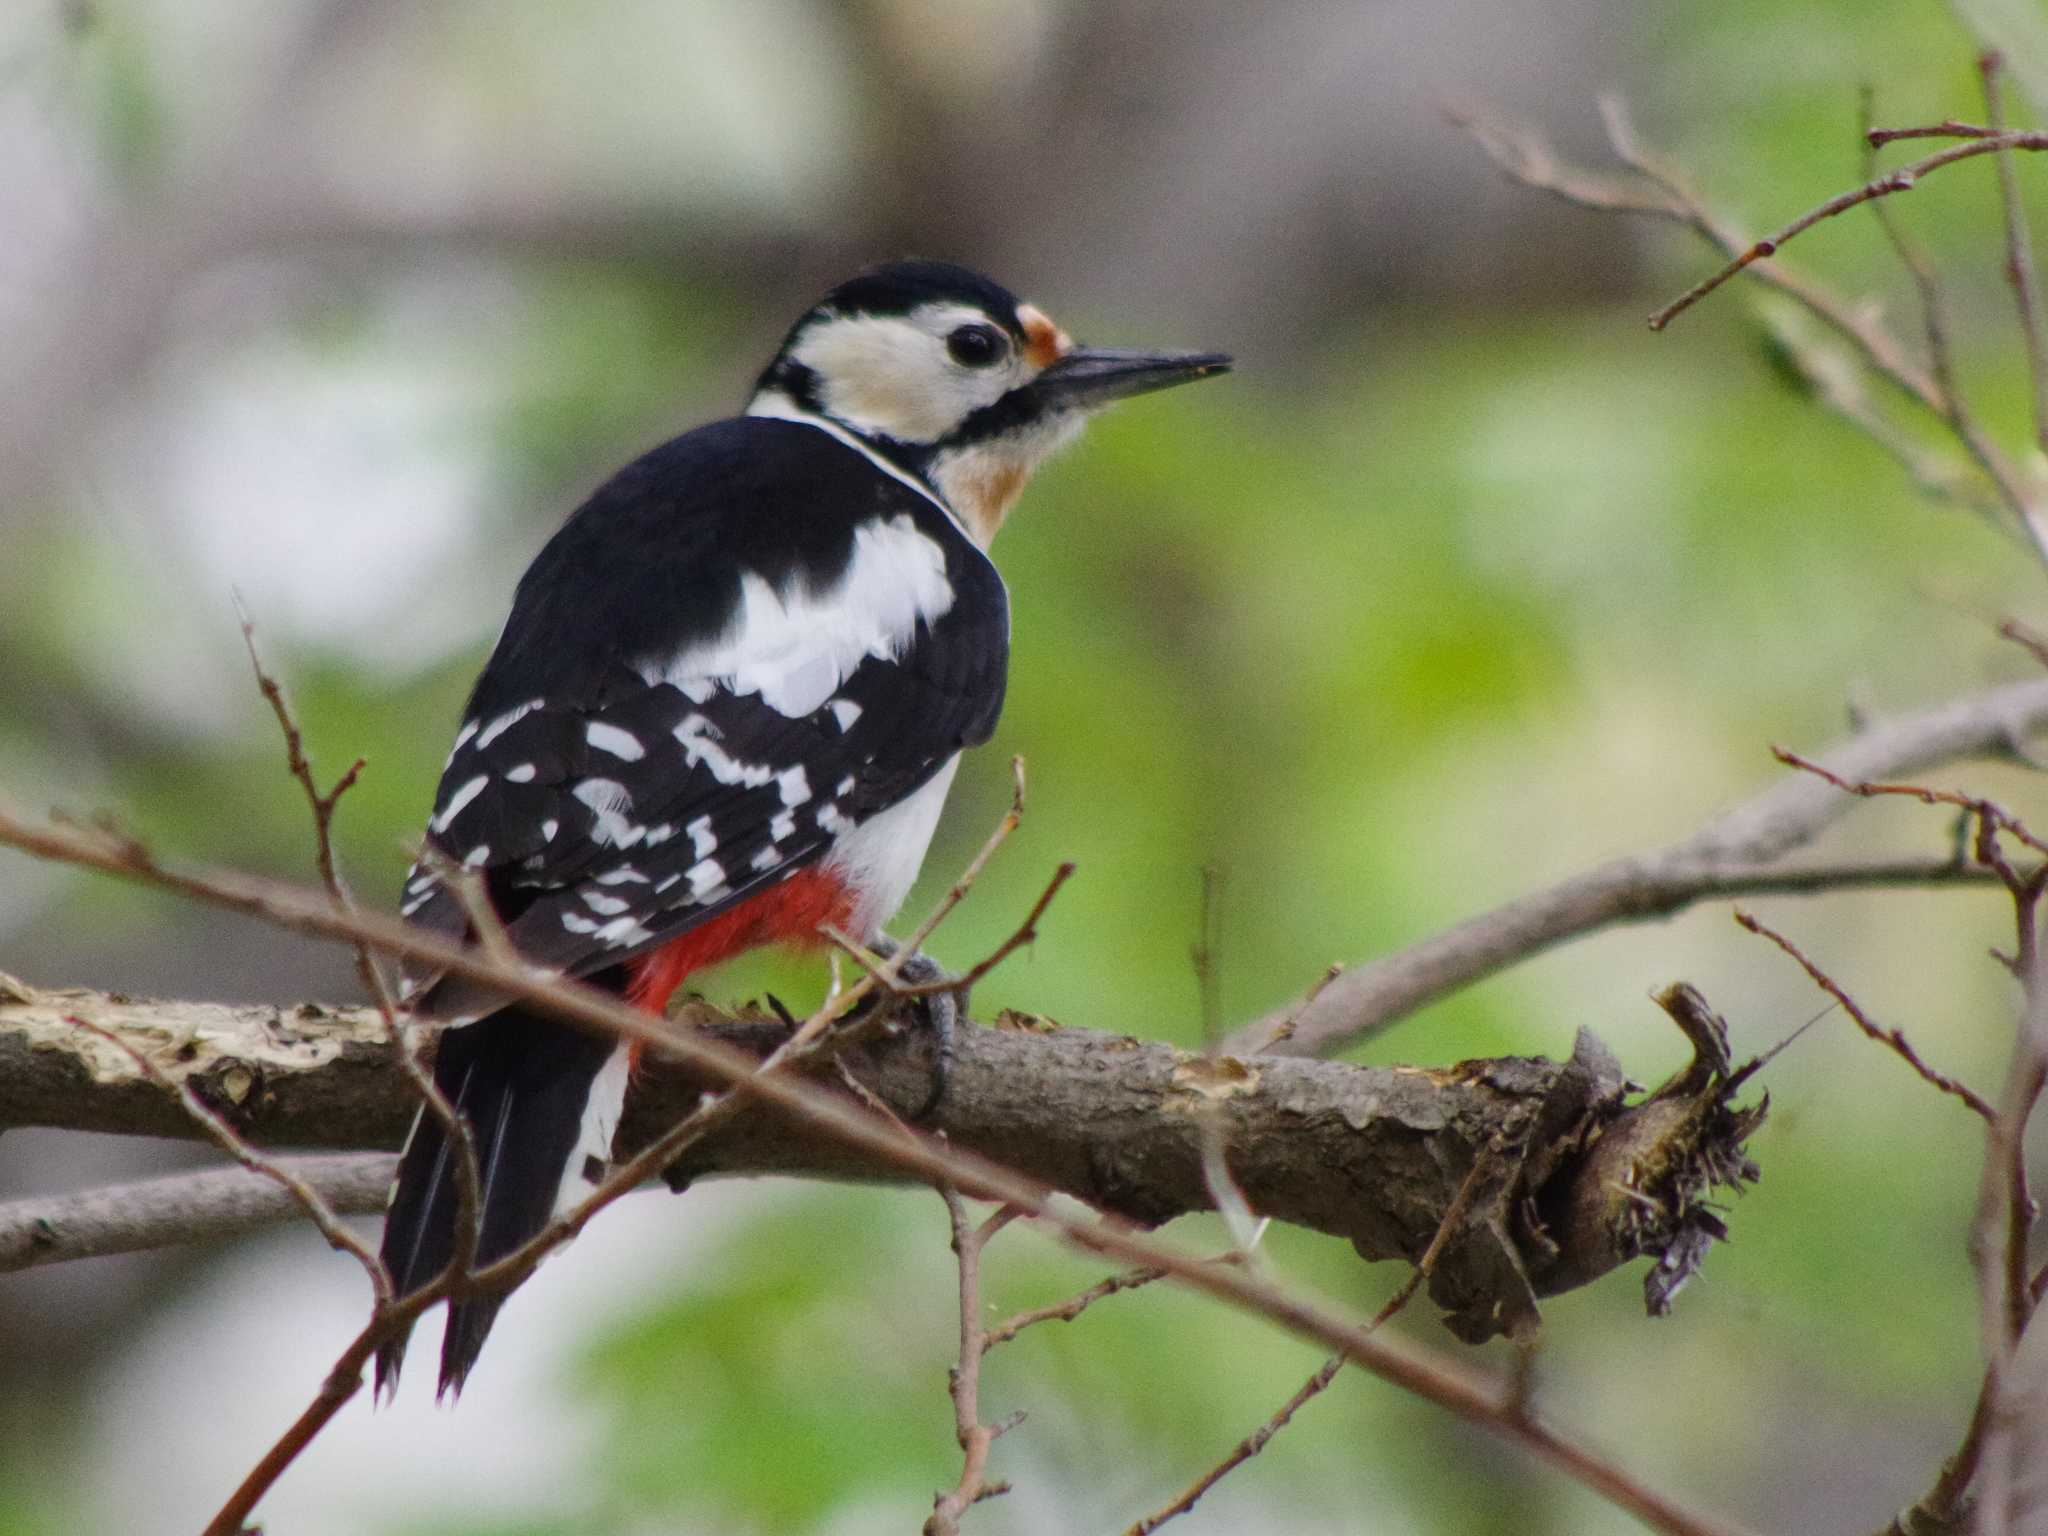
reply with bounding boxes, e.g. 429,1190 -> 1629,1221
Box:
640,514 -> 955,718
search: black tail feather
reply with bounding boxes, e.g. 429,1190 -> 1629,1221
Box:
376,1003 -> 623,1400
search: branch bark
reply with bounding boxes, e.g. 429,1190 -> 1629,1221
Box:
0,978 -> 1747,1345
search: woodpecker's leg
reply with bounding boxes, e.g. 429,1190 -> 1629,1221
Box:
859,935 -> 967,1121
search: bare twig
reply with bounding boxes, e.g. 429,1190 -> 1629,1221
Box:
1770,747 -> 2048,862
1980,52 -> 2048,456
1648,128 -> 2048,331
982,1264 -> 1170,1350
1123,1354 -> 1345,1536
1734,911 -> 1996,1120
238,607 -> 483,1289
926,1190 -> 1021,1535
1241,962 -> 1343,1056
1367,1151 -> 1499,1332
884,861 -> 1078,998
67,1017 -> 390,1299
1240,676 -> 2048,1057
1193,863 -> 1224,1047
2000,617 -> 2048,671
1859,90 -> 2046,560
1128,1148 -> 1499,1533
1455,97 -> 2046,560
1867,119 -> 1999,145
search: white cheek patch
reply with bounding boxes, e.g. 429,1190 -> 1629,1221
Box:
788,307 -> 1023,442
642,514 -> 955,718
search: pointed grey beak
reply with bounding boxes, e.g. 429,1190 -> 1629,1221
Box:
1030,347 -> 1233,412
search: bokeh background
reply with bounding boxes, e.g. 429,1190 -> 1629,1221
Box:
4,1 -> 2047,1531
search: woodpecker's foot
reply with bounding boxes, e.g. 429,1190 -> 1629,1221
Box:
858,936 -> 967,1121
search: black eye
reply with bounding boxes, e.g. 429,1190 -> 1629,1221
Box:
946,323 -> 1008,368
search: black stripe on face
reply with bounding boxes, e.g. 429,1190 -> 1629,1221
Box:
946,382 -> 1057,447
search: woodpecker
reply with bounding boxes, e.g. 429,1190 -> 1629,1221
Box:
376,259 -> 1229,1398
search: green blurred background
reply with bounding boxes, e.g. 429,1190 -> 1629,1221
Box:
3,0 -> 2046,1531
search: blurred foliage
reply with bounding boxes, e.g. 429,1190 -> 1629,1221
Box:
6,1 -> 2048,1533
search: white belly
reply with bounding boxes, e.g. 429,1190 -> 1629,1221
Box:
824,755 -> 961,940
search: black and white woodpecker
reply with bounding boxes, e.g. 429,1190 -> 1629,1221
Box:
377,260 -> 1230,1398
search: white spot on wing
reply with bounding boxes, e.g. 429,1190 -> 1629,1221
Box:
654,872 -> 682,894
597,915 -> 654,947
583,891 -> 631,915
476,698 -> 544,750
770,810 -> 796,841
673,714 -> 774,787
778,765 -> 811,806
504,762 -> 537,783
594,866 -> 647,885
751,846 -> 781,872
686,815 -> 717,857
836,775 -> 856,796
541,818 -> 560,843
464,844 -> 491,867
572,778 -> 644,847
816,804 -> 847,833
444,718 -> 479,769
686,857 -> 726,898
431,774 -> 488,833
830,698 -> 863,732
585,721 -> 645,761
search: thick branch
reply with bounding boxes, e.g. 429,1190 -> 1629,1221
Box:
1253,676 -> 2048,1058
0,979 -> 1733,1345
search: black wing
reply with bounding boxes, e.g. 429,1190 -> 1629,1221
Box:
400,417 -> 1007,1006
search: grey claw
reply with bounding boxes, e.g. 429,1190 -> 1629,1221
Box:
864,938 -> 965,1120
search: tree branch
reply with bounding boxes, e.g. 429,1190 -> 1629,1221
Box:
0,1154 -> 388,1272
1,978 -> 1697,1341
1248,675 -> 2048,1059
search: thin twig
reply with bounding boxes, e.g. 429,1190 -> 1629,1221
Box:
1863,93 -> 1969,454
927,1188 -> 1019,1535
982,1264 -> 1170,1350
1123,1354 -> 1345,1536
237,606 -> 483,1287
1647,128 -> 2048,330
67,1016 -> 390,1298
1734,912 -> 1995,1120
2000,617 -> 2048,671
1129,1148 -> 1498,1533
1368,1150 -> 1499,1331
1242,963 -> 1344,1057
1867,119 -> 1998,145
1455,97 -> 2044,559
1771,746 -> 2048,862
1980,52 -> 2048,456
1193,863 -> 1224,1048
1858,90 -> 2043,560
885,862 -> 1078,999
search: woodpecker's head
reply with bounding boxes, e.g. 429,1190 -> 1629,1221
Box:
748,260 -> 1230,546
